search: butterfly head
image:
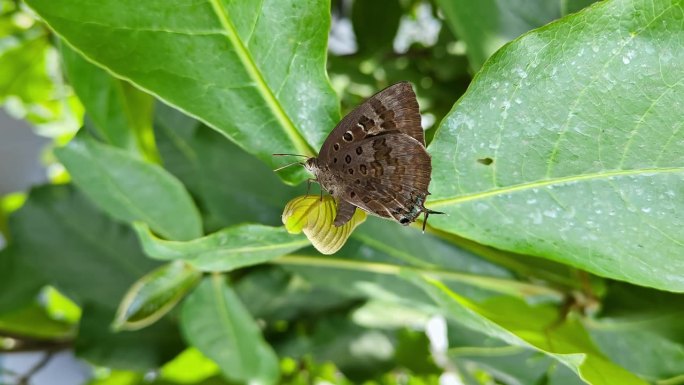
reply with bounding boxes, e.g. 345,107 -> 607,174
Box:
303,157 -> 319,175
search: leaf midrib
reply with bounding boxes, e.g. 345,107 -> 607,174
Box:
207,0 -> 314,157
192,238 -> 310,258
427,166 -> 684,208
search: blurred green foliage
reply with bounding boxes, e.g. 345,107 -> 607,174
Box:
1,1 -> 684,385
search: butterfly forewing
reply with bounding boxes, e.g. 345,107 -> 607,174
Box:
319,82 -> 423,160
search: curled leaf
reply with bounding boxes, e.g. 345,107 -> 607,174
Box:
282,195 -> 366,255
113,261 -> 201,331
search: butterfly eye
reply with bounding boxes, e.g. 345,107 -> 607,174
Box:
399,217 -> 410,225
343,132 -> 353,141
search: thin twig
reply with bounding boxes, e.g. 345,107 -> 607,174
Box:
16,351 -> 53,385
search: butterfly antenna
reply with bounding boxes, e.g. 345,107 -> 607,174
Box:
422,209 -> 445,233
273,161 -> 305,172
272,153 -> 309,158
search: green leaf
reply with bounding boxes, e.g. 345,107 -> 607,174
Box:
9,185 -> 160,308
25,0 -> 341,183
586,284 -> 684,382
134,222 -> 308,272
181,275 -> 280,385
44,287 -> 81,324
427,0 -> 684,291
275,314 -> 395,382
55,136 -> 202,241
113,261 -> 201,331
0,303 -> 74,340
159,348 -> 220,384
76,303 -> 184,371
436,0 -> 562,72
235,267 -> 354,322
411,275 -> 647,385
445,321 -> 587,385
0,246 -> 45,314
61,43 -> 155,159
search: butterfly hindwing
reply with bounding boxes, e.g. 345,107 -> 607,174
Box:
330,132 -> 431,225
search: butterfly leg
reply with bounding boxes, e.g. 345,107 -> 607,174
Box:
334,200 -> 357,227
422,209 -> 445,233
305,178 -> 319,196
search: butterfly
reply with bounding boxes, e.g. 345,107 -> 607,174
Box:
277,82 -> 442,231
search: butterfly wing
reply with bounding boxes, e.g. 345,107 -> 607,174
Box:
319,82 -> 423,162
331,132 -> 431,226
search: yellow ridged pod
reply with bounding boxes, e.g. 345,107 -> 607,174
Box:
282,195 -> 366,255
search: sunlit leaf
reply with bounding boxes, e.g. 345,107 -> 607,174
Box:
160,348 -> 221,384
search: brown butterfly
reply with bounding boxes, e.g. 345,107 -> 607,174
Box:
277,82 -> 442,231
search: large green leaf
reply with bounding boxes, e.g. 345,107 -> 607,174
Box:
9,184 -> 159,307
55,136 -> 202,241
134,223 -> 308,272
427,0 -> 684,291
435,0 -> 562,72
26,0 -> 341,183
181,275 -> 280,385
411,275 -> 647,385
